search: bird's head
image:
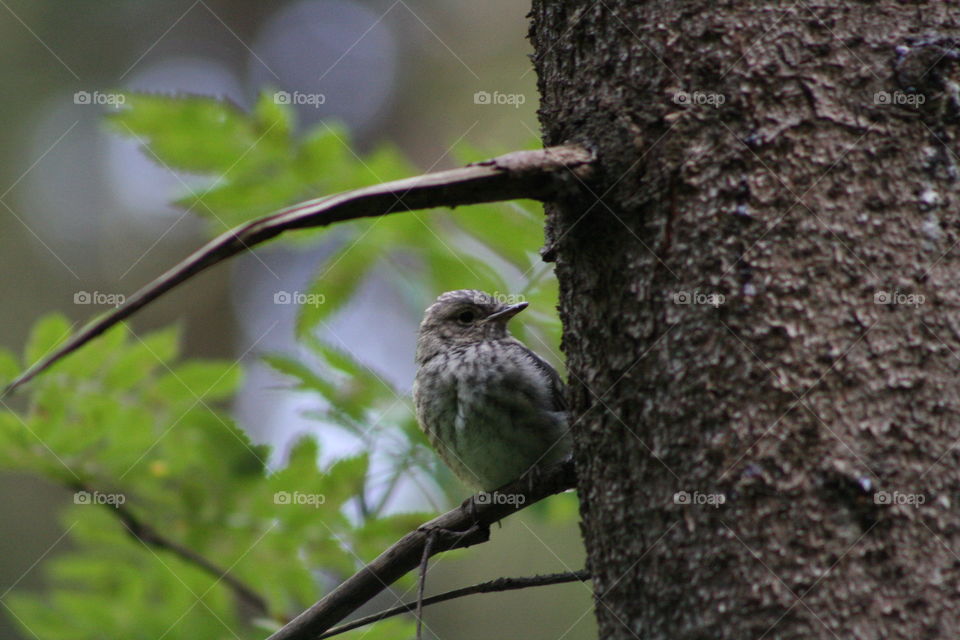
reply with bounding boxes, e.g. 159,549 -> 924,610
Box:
415,290 -> 528,363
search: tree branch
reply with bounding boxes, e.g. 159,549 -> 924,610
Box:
267,458 -> 577,640
2,145 -> 593,398
318,569 -> 590,639
72,482 -> 270,617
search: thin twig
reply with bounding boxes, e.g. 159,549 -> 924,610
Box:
73,482 -> 270,616
318,569 -> 590,639
415,529 -> 437,640
369,457 -> 408,517
2,145 -> 593,398
267,458 -> 577,640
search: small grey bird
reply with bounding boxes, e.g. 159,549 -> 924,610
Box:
413,290 -> 571,491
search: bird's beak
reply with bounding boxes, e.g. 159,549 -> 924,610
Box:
484,302 -> 528,324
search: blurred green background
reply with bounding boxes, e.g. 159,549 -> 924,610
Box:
0,2 -> 593,639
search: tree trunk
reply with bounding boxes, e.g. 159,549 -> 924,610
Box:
531,2 -> 960,637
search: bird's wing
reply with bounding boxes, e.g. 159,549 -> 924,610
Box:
506,339 -> 567,412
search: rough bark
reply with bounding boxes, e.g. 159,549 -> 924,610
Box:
531,1 -> 960,638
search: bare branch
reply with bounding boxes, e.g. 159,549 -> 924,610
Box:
3,145 -> 593,398
318,569 -> 590,639
267,458 -> 577,640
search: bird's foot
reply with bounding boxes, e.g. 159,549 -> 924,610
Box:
520,463 -> 545,494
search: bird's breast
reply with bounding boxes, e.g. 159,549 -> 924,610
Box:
413,341 -> 567,489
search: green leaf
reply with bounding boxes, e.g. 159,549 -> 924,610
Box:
295,124 -> 359,190
102,325 -> 180,391
262,353 -> 333,394
339,617 -> 415,640
155,360 -> 242,401
107,92 -> 269,174
425,247 -> 508,296
296,232 -> 377,335
450,200 -> 544,270
24,313 -> 72,366
253,89 -> 294,139
0,346 -> 20,384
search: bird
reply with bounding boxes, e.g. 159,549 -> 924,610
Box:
413,290 -> 571,491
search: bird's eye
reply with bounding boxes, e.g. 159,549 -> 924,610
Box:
457,310 -> 476,324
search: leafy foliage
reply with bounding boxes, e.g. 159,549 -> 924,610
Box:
1,320 -> 425,639
0,91 -> 575,639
